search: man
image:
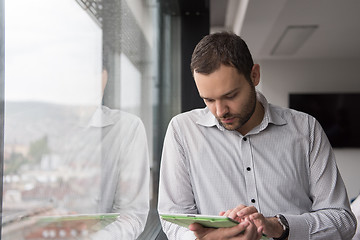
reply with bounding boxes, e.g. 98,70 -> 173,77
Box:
62,67 -> 150,240
89,67 -> 150,239
158,32 -> 356,240
351,195 -> 360,239
86,105 -> 150,240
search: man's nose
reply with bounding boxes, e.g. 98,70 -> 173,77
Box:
216,101 -> 228,117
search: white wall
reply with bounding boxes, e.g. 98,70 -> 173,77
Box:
257,58 -> 360,200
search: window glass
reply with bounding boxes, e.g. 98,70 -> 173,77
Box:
2,0 -> 159,239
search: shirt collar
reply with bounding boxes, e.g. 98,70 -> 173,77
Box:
196,108 -> 222,129
196,91 -> 287,132
86,106 -> 117,128
255,91 -> 287,133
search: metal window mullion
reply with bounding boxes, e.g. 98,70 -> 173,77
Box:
0,0 -> 6,237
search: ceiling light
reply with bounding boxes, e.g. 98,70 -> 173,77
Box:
271,25 -> 318,56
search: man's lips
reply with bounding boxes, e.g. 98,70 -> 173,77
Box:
221,117 -> 235,124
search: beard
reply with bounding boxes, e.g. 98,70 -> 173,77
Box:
217,87 -> 257,131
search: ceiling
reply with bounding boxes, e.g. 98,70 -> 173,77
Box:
210,0 -> 360,61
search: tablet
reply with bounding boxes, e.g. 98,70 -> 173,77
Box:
160,213 -> 239,228
160,213 -> 270,239
30,213 -> 120,235
36,213 -> 119,223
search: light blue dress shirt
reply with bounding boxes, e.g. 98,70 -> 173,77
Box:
158,92 -> 356,240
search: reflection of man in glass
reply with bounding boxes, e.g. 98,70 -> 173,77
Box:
60,65 -> 150,240
92,66 -> 150,239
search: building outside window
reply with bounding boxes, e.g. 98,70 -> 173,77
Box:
0,0 -> 177,239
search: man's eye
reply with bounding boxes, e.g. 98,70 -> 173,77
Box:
226,94 -> 236,99
204,99 -> 214,103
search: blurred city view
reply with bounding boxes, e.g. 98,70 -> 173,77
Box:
2,0 -> 159,239
3,101 -> 104,239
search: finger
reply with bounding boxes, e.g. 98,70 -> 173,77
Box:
236,206 -> 258,218
249,213 -> 266,228
242,220 -> 263,240
249,212 -> 262,220
232,216 -> 244,223
220,210 -> 243,223
223,209 -> 233,217
249,212 -> 265,223
221,210 -> 242,223
188,223 -> 203,232
223,220 -> 250,237
189,223 -> 209,239
228,204 -> 246,219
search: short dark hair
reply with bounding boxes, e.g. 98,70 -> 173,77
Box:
190,31 -> 254,82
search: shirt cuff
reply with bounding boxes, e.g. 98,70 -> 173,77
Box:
283,214 -> 309,239
182,229 -> 197,240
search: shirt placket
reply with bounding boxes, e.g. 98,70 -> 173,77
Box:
241,136 -> 260,210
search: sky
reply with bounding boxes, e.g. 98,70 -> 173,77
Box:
5,0 -> 102,106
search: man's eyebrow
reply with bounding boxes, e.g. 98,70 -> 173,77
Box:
199,95 -> 211,100
200,88 -> 240,100
222,88 -> 239,97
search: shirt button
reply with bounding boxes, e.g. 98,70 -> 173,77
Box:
246,167 -> 251,171
243,137 -> 247,141
251,199 -> 256,203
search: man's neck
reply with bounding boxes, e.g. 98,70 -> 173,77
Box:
237,100 -> 265,136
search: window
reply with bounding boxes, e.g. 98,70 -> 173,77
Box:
1,0 -> 165,239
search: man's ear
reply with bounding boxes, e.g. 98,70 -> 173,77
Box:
251,64 -> 260,86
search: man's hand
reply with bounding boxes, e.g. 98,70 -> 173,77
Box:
220,204 -> 284,238
189,218 -> 263,240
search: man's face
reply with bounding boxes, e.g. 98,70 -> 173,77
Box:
194,64 -> 257,132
